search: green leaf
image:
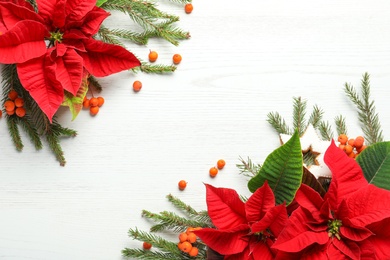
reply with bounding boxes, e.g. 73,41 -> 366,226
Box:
96,0 -> 108,7
61,76 -> 88,121
247,130 -> 303,205
356,141 -> 390,190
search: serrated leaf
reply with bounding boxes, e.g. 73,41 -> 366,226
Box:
248,130 -> 303,205
96,0 -> 108,7
61,74 -> 89,120
356,141 -> 390,190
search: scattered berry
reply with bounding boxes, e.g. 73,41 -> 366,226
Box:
133,80 -> 142,92
8,90 -> 18,101
188,246 -> 199,257
97,97 -> 105,107
178,180 -> 187,191
148,50 -> 158,62
172,54 -> 182,65
184,3 -> 193,14
217,159 -> 226,170
143,242 -> 152,250
4,100 -> 15,111
90,105 -> 99,116
209,166 -> 218,177
0,110 -> 2,117
15,107 -> 26,117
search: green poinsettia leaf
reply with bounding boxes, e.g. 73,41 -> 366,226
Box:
248,130 -> 303,205
356,141 -> 390,190
96,0 -> 108,7
61,76 -> 89,121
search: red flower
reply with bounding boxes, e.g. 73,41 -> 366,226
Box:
194,182 -> 288,260
0,0 -> 140,121
272,141 -> 390,259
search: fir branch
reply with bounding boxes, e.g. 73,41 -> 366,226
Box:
166,194 -> 212,226
344,73 -> 384,144
308,105 -> 324,128
167,0 -> 192,4
98,25 -> 148,45
6,116 -> 23,151
318,121 -> 333,141
137,62 -> 177,73
292,96 -> 307,136
18,116 -> 43,150
88,76 -> 103,93
334,115 -> 347,136
142,210 -> 207,233
267,112 -> 291,135
236,156 -> 261,177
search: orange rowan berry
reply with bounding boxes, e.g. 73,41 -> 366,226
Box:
188,246 -> 199,257
347,138 -> 355,146
181,241 -> 192,253
172,54 -> 182,65
209,167 -> 218,177
353,136 -> 364,149
148,50 -> 158,62
344,144 -> 353,155
338,144 -> 346,151
338,134 -> 348,145
83,99 -> 90,108
4,100 -> 15,111
89,97 -> 98,107
178,242 -> 184,251
348,152 -> 356,158
133,80 -> 142,92
217,159 -> 226,170
0,110 -> 2,117
186,232 -> 197,243
14,97 -> 24,108
184,3 -> 193,14
6,110 -> 15,116
143,242 -> 152,250
356,145 -> 367,154
15,107 -> 26,117
90,106 -> 99,115
8,90 -> 18,100
179,232 -> 188,242
178,180 -> 187,191
97,97 -> 105,107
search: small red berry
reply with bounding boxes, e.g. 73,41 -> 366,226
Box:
143,242 -> 152,250
178,180 -> 187,190
217,159 -> 226,170
133,80 -> 142,92
209,167 -> 218,177
184,3 -> 193,14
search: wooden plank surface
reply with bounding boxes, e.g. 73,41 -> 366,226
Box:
1,0 -> 390,259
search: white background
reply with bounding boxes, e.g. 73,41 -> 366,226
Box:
1,0 -> 390,259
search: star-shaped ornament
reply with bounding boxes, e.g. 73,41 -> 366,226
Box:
280,124 -> 331,179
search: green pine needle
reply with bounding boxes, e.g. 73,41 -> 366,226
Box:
334,115 -> 348,136
267,112 -> 291,135
318,121 -> 333,141
292,96 -> 307,136
236,156 -> 261,177
308,105 -> 324,128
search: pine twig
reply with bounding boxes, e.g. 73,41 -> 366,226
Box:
236,156 -> 261,177
308,105 -> 324,128
318,121 -> 333,141
267,112 -> 291,135
334,115 -> 348,136
344,73 -> 384,144
292,96 -> 307,136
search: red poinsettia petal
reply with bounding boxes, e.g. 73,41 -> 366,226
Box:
250,239 -> 274,260
340,225 -> 373,242
36,0 -> 57,24
343,184 -> 390,228
330,239 -> 360,260
0,2 -> 44,29
66,6 -> 109,37
54,47 -> 84,96
225,247 -> 251,260
0,20 -> 48,64
272,208 -> 329,252
65,0 -> 96,22
246,181 -> 275,223
295,184 -> 330,222
366,231 -> 390,259
204,184 -> 247,229
324,141 -> 368,209
250,204 -> 288,237
194,225 -> 249,255
52,0 -> 66,28
1,0 -> 35,11
17,54 -> 64,122
80,38 -> 141,77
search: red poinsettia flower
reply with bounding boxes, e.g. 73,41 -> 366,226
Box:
0,0 -> 140,121
272,141 -> 390,259
194,182 -> 288,260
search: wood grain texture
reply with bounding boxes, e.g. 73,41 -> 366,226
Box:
1,0 -> 390,259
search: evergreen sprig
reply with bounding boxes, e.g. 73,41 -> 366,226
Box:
236,156 -> 261,177
334,115 -> 348,136
344,73 -> 384,144
124,195 -> 210,259
293,97 -> 307,136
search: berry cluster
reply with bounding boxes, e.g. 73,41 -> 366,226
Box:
83,96 -> 104,116
209,159 -> 226,178
177,227 -> 201,257
337,134 -> 366,158
3,90 -> 26,118
148,50 -> 183,65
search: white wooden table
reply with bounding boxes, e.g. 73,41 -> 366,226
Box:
1,0 -> 390,259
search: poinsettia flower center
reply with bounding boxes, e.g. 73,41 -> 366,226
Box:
49,31 -> 63,45
327,219 -> 342,240
253,230 -> 273,242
